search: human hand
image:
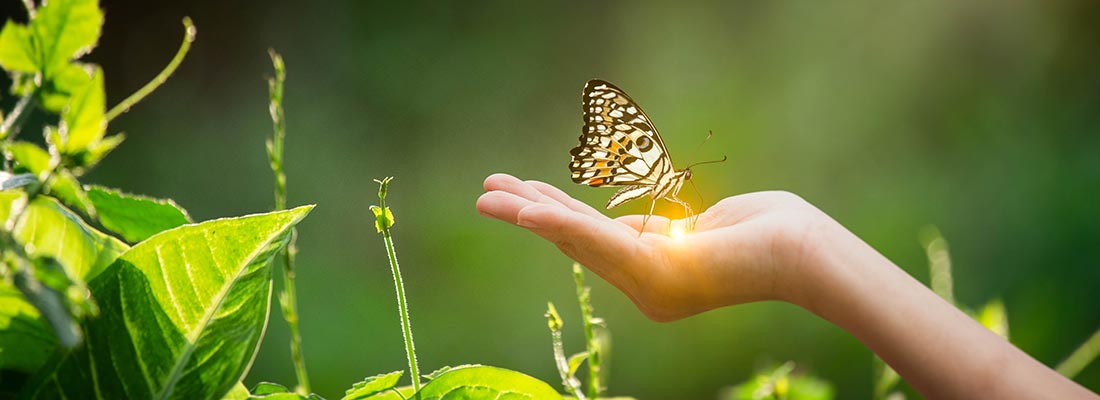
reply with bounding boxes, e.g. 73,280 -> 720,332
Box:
475,173 -> 834,321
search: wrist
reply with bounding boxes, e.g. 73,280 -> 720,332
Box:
777,209 -> 876,318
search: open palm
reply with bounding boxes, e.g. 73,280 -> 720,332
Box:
476,173 -> 825,321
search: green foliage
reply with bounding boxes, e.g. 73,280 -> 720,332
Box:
0,0 -> 102,113
342,371 -> 403,400
724,362 -> 834,400
22,206 -> 313,399
0,285 -> 55,371
414,366 -> 562,400
8,141 -> 94,216
86,186 -> 192,243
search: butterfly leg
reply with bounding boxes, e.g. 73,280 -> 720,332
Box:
667,196 -> 695,231
639,196 -> 657,236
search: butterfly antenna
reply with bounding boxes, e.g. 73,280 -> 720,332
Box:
693,130 -> 715,153
685,155 -> 728,170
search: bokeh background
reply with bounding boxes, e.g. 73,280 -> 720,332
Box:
6,1 -> 1099,398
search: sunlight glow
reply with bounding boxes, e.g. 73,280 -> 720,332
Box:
669,225 -> 687,241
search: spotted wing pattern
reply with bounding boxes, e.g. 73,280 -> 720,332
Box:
569,80 -> 676,208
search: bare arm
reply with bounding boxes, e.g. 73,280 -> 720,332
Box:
476,173 -> 1097,399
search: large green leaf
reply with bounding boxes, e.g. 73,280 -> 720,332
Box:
29,0 -> 103,78
0,191 -> 128,370
0,192 -> 127,281
87,185 -> 193,243
23,205 -> 314,399
0,286 -> 55,372
415,366 -> 561,400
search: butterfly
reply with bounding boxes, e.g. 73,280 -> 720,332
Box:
569,79 -> 723,234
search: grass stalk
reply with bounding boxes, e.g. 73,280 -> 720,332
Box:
265,49 -> 310,394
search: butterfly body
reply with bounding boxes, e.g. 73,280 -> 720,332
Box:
569,79 -> 696,231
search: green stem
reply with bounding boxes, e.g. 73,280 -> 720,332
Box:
1,91 -> 38,158
280,239 -> 309,393
1056,327 -> 1100,379
547,302 -> 585,399
374,178 -> 421,394
383,229 -> 420,393
573,263 -> 602,398
265,49 -> 310,394
105,17 -> 196,122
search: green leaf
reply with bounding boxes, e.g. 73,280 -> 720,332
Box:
0,191 -> 127,281
252,382 -> 293,395
423,364 -> 480,381
58,65 -> 106,154
0,22 -> 36,73
29,0 -> 103,77
0,192 -> 127,368
0,285 -> 55,372
79,131 -> 125,167
7,141 -> 96,217
415,365 -> 562,400
39,62 -> 95,112
23,206 -> 315,400
369,205 -> 394,233
222,382 -> 252,400
342,371 -> 403,400
566,352 -> 588,378
8,141 -> 50,173
87,185 -> 193,243
977,299 -> 1009,340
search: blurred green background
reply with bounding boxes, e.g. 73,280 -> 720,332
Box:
10,0 -> 1100,398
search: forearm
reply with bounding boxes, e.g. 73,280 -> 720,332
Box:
796,219 -> 1096,399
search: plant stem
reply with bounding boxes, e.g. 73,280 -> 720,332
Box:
383,226 -> 421,393
573,263 -> 602,399
1,89 -> 40,172
265,49 -> 310,394
104,17 -> 196,122
546,302 -> 585,399
1056,327 -> 1100,379
374,178 -> 421,394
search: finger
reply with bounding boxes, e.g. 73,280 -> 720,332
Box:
524,179 -> 612,221
516,203 -> 642,292
483,173 -> 568,208
476,190 -> 535,225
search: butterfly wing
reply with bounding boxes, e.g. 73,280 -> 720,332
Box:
569,80 -> 676,196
